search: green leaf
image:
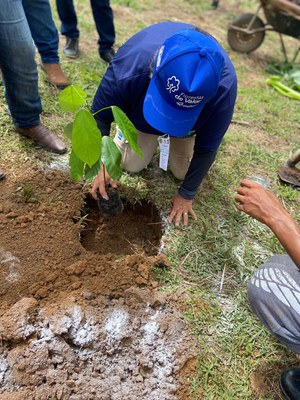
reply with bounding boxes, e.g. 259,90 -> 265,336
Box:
64,122 -> 73,139
111,106 -> 142,158
69,150 -> 84,181
72,109 -> 102,167
266,77 -> 300,100
84,158 -> 102,183
59,85 -> 87,113
101,136 -> 122,180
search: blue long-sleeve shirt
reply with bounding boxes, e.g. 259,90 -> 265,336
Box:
92,21 -> 237,200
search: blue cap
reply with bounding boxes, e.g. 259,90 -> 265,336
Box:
143,29 -> 225,137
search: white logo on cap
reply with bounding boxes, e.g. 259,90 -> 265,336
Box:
166,76 -> 180,93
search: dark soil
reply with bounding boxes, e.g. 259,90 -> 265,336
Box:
81,197 -> 162,256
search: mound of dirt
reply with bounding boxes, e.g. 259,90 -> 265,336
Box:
0,165 -> 197,400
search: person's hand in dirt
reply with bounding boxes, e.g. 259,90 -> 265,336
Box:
90,164 -> 118,200
235,178 -> 300,268
168,194 -> 197,227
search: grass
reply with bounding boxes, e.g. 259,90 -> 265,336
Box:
0,0 -> 299,398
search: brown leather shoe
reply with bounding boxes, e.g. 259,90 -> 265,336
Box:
16,124 -> 67,154
0,168 -> 5,180
40,62 -> 68,88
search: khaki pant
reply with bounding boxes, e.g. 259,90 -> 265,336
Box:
114,129 -> 195,180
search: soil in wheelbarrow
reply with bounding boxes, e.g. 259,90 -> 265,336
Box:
0,165 -> 198,400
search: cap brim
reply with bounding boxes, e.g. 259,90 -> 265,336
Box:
143,75 -> 206,137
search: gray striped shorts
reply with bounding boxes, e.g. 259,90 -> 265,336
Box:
248,254 -> 300,354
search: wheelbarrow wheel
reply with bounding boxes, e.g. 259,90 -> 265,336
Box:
228,13 -> 265,53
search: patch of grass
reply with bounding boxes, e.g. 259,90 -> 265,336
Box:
235,86 -> 299,139
13,183 -> 38,204
276,184 -> 300,203
184,0 -> 212,11
114,0 -> 140,9
186,290 -> 294,399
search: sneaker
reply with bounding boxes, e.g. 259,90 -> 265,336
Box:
40,62 -> 69,89
63,37 -> 79,59
99,48 -> 115,63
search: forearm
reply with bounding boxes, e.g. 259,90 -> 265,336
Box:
178,149 -> 217,200
267,210 -> 300,269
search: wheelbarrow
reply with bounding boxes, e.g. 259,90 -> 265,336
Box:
278,150 -> 300,187
227,0 -> 300,62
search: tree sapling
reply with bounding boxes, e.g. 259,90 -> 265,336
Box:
59,84 -> 142,216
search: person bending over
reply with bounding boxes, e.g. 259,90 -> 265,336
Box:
90,21 -> 238,226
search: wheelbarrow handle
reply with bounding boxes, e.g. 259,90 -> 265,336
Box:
287,150 -> 300,167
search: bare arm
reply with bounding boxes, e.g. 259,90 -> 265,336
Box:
235,179 -> 300,268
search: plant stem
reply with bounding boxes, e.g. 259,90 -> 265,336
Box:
92,106 -> 114,117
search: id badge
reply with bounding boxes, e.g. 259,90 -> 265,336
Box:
116,126 -> 127,143
158,136 -> 170,171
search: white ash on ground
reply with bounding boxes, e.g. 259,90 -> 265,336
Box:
0,289 -> 197,400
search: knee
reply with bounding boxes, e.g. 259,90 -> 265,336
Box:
169,155 -> 191,180
121,156 -> 148,173
248,263 -> 300,353
169,167 -> 186,180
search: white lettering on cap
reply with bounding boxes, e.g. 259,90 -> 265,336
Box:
175,92 -> 204,108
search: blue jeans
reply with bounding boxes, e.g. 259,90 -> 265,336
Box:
22,0 -> 59,64
0,0 -> 41,127
56,0 -> 115,52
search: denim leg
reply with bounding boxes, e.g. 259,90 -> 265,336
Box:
22,0 -> 59,64
56,0 -> 79,38
90,0 -> 115,51
0,0 -> 41,128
